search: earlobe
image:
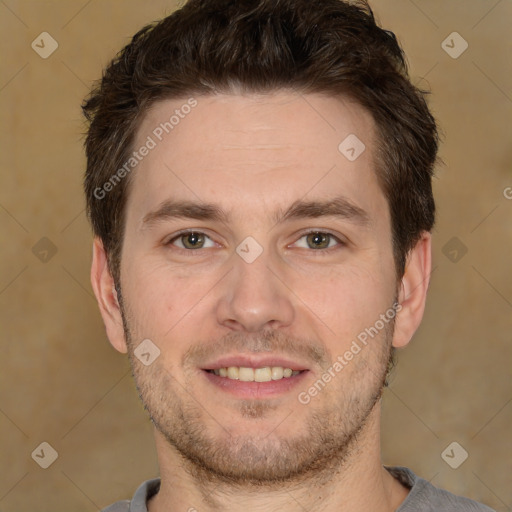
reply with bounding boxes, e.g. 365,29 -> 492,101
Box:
392,232 -> 432,348
90,237 -> 128,353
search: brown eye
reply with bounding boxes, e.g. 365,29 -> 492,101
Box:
291,231 -> 343,252
181,232 -> 204,249
171,232 -> 213,249
305,232 -> 332,249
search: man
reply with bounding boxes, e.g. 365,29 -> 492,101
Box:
83,0 -> 495,510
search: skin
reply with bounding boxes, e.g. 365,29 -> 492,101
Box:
91,91 -> 431,512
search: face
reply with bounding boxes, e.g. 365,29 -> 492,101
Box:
105,92 -> 406,485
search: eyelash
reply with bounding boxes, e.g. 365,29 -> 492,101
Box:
164,229 -> 346,255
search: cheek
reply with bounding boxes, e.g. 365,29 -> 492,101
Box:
120,259 -> 172,332
121,257 -> 219,337
292,263 -> 393,341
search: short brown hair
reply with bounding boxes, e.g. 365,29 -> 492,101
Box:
83,0 -> 438,286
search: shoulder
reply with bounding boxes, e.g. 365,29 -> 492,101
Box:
100,479 -> 161,512
101,501 -> 130,512
387,466 -> 496,512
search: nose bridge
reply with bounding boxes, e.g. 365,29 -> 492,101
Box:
215,244 -> 295,332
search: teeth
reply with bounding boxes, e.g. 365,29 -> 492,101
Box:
254,367 -> 271,382
239,367 -> 254,381
227,367 -> 239,379
271,367 -> 284,380
211,366 -> 301,382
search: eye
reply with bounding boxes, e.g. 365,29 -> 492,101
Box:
293,231 -> 342,250
167,231 -> 216,250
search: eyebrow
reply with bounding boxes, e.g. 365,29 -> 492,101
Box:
140,195 -> 370,230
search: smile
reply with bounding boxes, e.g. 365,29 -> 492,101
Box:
206,366 -> 303,382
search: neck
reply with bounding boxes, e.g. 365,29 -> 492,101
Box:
148,403 -> 408,512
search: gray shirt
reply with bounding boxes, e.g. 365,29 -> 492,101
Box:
101,466 -> 495,511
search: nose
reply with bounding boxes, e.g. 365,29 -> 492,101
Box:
215,248 -> 295,332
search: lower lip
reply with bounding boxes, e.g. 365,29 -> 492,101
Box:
201,369 -> 310,399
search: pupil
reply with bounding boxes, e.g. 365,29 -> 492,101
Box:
308,232 -> 328,249
185,232 -> 203,248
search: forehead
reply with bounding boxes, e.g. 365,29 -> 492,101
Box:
126,91 -> 385,226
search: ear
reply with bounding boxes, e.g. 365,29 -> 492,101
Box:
90,237 -> 128,353
392,231 -> 432,348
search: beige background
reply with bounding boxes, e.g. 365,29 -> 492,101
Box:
0,1 -> 511,511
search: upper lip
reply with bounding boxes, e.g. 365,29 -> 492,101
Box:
201,355 -> 310,372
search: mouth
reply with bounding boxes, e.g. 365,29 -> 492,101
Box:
205,366 -> 303,382
200,357 -> 310,399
